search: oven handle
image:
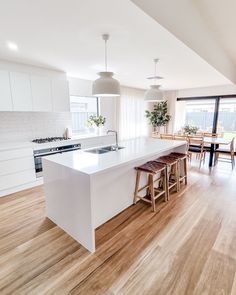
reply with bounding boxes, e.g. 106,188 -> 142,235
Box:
34,147 -> 81,158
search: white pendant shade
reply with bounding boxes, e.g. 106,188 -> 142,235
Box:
92,34 -> 120,97
144,85 -> 163,101
92,72 -> 120,97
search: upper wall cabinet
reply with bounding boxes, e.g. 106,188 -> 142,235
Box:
51,79 -> 70,112
10,72 -> 32,111
31,76 -> 52,112
0,70 -> 13,111
0,69 -> 70,112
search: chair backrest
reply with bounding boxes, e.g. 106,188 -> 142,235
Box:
174,135 -> 189,152
160,134 -> 173,140
188,136 -> 204,149
203,132 -> 218,138
174,134 -> 187,141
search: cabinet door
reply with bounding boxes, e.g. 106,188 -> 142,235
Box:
51,79 -> 70,112
0,70 -> 13,111
31,76 -> 52,111
10,72 -> 32,111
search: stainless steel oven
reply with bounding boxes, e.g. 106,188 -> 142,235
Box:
33,143 -> 81,178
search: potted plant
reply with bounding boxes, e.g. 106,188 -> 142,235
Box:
145,101 -> 171,134
87,115 -> 106,135
183,125 -> 199,135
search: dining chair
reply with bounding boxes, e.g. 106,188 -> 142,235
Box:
174,134 -> 190,159
203,132 -> 218,138
160,134 -> 174,140
188,136 -> 206,168
214,137 -> 235,169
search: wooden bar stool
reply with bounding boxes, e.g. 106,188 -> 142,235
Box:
133,161 -> 168,212
168,152 -> 188,188
155,156 -> 179,200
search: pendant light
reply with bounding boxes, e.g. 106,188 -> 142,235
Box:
92,34 -> 120,97
144,58 -> 164,101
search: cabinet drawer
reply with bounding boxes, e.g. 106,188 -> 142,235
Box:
0,157 -> 34,176
0,169 -> 36,191
0,148 -> 33,161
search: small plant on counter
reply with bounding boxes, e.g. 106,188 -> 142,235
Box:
183,125 -> 199,135
145,101 -> 171,128
87,115 -> 106,127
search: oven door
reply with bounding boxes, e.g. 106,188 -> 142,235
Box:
34,155 -> 43,178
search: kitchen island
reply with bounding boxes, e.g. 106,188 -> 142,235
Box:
43,137 -> 186,252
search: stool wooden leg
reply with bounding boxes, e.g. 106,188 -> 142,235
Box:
175,163 -> 179,192
166,167 -> 170,201
133,170 -> 141,204
163,168 -> 168,202
184,158 -> 188,185
150,174 -> 155,212
146,174 -> 151,197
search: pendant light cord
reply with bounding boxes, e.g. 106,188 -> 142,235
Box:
154,58 -> 158,86
105,38 -> 108,71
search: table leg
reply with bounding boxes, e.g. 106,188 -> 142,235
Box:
209,144 -> 215,167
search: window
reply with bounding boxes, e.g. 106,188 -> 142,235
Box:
185,100 -> 215,132
176,95 -> 236,139
70,96 -> 99,134
218,98 -> 236,139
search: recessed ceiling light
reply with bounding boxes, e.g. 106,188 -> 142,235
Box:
6,41 -> 18,51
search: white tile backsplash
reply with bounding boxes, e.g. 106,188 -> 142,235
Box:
0,112 -> 72,143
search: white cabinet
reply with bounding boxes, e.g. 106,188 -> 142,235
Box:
0,70 -> 13,111
10,72 -> 32,111
31,76 -> 52,111
0,70 -> 70,112
51,79 -> 70,112
0,146 -> 36,197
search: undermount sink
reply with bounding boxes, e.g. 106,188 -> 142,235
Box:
85,145 -> 124,154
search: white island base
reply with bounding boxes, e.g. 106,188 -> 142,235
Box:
43,137 -> 186,252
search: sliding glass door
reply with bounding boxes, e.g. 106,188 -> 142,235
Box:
218,98 -> 236,139
176,96 -> 236,139
185,99 -> 215,132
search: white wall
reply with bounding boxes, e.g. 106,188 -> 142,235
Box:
0,59 -> 66,79
68,77 -> 117,131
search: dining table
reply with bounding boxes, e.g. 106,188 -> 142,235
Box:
203,137 -> 232,167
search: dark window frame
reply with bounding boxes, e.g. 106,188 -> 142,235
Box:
177,94 -> 236,133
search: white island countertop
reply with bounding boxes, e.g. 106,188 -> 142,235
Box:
44,137 -> 185,175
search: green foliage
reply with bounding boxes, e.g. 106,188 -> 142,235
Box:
145,101 -> 171,127
87,115 -> 106,127
183,125 -> 199,135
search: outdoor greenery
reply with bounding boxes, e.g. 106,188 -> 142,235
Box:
87,115 -> 106,127
183,125 -> 199,135
145,101 -> 171,128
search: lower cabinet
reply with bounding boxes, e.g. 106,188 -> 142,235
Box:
0,169 -> 36,191
0,147 -> 36,197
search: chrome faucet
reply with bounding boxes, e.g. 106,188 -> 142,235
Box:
107,130 -> 118,150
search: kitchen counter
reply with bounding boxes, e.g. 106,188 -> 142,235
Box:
43,137 -> 186,252
0,133 -> 113,151
44,137 -> 185,175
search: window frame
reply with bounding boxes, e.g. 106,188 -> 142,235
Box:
177,94 -> 236,134
70,95 -> 100,134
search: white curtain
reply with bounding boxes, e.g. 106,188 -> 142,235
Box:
118,86 -> 148,140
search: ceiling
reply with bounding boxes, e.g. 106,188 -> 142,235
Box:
0,0 -> 231,90
131,0 -> 236,85
194,0 -> 236,65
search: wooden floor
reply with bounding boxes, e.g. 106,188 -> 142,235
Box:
0,160 -> 236,295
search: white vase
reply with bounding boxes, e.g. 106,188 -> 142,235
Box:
94,126 -> 104,135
